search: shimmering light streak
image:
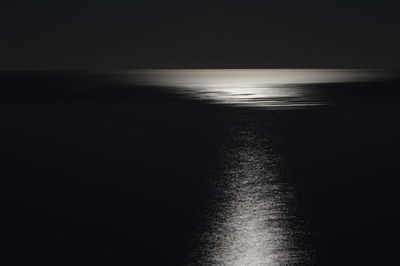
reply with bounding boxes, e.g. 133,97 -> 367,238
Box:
198,124 -> 307,266
121,69 -> 381,107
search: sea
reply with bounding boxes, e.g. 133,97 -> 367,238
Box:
0,69 -> 399,265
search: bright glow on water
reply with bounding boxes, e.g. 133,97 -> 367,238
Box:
195,122 -> 309,266
121,69 -> 382,107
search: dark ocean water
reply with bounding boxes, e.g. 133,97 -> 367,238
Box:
0,70 -> 399,265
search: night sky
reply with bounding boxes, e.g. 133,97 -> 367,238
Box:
1,0 -> 400,70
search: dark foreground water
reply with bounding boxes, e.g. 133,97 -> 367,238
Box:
0,70 -> 400,265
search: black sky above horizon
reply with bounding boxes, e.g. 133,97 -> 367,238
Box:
1,0 -> 399,70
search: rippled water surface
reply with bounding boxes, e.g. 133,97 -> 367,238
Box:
1,70 -> 399,266
120,69 -> 384,107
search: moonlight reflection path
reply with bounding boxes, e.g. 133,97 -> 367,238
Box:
199,121 -> 307,266
117,70 -> 381,265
